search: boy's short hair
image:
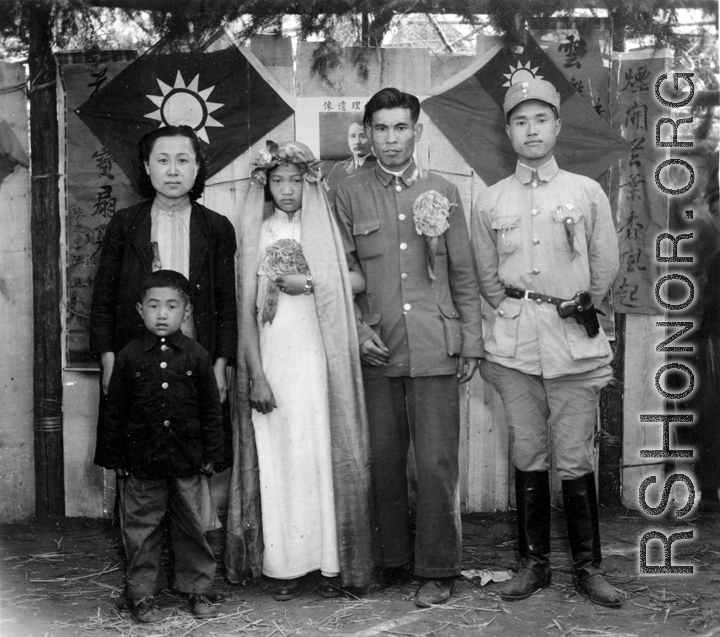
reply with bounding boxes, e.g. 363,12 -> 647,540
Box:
140,270 -> 192,303
363,88 -> 421,127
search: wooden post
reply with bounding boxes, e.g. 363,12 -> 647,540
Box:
598,313 -> 625,506
598,13 -> 625,507
28,3 -> 65,516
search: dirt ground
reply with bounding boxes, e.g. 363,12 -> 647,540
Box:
1,506 -> 719,637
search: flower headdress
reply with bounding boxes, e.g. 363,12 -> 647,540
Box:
251,140 -> 321,185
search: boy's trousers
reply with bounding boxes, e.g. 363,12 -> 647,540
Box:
120,474 -> 216,600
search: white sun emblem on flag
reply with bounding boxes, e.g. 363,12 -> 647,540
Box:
502,61 -> 543,87
144,71 -> 223,143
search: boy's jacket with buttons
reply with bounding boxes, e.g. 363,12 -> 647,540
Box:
99,330 -> 224,478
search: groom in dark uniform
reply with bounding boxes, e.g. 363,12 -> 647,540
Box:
335,87 -> 484,607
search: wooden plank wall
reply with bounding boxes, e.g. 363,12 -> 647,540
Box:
621,314 -> 666,508
0,61 -> 35,521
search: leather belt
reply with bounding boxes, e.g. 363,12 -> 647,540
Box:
505,287 -> 566,307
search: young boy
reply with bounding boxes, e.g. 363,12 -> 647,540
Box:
99,270 -> 225,623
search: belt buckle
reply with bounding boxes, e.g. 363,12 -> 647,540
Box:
523,289 -> 534,300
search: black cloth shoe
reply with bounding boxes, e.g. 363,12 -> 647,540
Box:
317,576 -> 343,598
273,578 -> 304,601
131,597 -> 163,624
500,469 -> 552,601
189,593 -> 219,618
415,577 -> 455,607
562,472 -> 621,608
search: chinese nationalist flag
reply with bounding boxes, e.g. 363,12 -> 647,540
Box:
421,34 -> 630,187
76,30 -> 295,185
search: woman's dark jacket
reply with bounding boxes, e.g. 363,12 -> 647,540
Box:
90,200 -> 237,362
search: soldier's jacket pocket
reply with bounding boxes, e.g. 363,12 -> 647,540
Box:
489,297 -> 522,358
491,215 -> 521,254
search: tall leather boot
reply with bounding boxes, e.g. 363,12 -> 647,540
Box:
500,469 -> 552,600
562,473 -> 621,608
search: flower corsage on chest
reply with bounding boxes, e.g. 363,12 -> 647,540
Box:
259,238 -> 310,324
552,202 -> 584,259
412,190 -> 454,281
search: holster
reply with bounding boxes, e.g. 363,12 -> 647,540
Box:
557,291 -> 604,338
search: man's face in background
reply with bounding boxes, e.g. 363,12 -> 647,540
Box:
348,122 -> 371,161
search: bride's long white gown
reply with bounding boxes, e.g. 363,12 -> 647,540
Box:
253,208 -> 340,579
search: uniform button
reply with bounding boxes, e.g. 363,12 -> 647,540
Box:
161,382 -> 169,389
161,345 -> 169,351
186,370 -> 192,376
400,242 -> 407,250
498,309 -> 505,316
532,238 -> 540,244
535,298 -> 543,305
135,371 -> 141,377
196,284 -> 201,290
532,268 -> 540,274
531,208 -> 538,215
399,213 -> 406,221
160,362 -> 167,369
161,337 -> 165,342
532,182 -> 538,188
403,303 -> 411,311
401,273 -> 408,280
163,420 -> 170,427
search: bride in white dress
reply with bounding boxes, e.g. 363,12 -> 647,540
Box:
240,142 -> 371,600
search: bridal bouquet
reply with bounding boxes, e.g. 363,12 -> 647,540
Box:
413,190 -> 453,281
259,238 -> 310,324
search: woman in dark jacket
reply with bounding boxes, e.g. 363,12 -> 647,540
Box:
90,125 -> 237,468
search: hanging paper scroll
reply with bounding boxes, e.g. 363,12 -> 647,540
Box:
61,55 -> 141,369
611,49 -> 672,314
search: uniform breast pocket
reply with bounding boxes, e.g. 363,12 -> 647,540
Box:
352,219 -> 383,260
491,216 -> 522,254
552,208 -> 587,256
176,361 -> 200,396
178,361 -> 198,380
130,362 -> 153,404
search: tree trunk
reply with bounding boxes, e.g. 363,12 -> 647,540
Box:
28,2 -> 65,517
